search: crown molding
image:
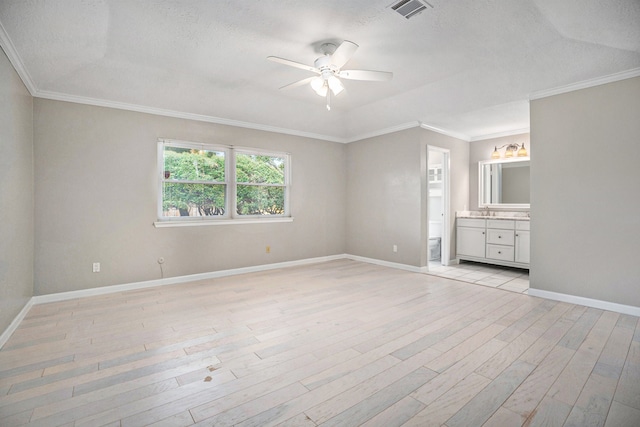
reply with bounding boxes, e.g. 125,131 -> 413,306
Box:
4,23 -> 638,146
419,122 -> 471,141
345,121 -> 421,143
1,27 -> 346,143
344,121 -> 532,144
0,20 -> 37,95
470,127 -> 530,142
0,27 -> 518,147
33,88 -> 474,145
34,90 -> 348,143
529,68 -> 640,101
344,120 -> 475,144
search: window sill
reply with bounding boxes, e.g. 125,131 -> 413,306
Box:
153,217 -> 294,228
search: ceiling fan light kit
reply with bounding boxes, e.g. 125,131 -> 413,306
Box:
268,40 -> 392,111
310,77 -> 328,97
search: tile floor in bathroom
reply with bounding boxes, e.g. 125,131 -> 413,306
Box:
427,260 -> 529,293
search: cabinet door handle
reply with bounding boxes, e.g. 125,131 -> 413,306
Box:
498,251 -> 502,254
516,234 -> 519,237
498,235 -> 502,239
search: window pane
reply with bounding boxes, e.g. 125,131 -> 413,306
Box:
236,153 -> 285,184
162,182 -> 226,216
236,185 -> 284,215
163,146 -> 225,182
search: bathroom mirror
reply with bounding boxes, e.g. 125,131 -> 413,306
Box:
479,157 -> 530,208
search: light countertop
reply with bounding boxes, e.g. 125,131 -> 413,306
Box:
456,211 -> 530,221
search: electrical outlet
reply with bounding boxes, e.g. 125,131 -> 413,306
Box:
266,246 -> 271,254
393,245 -> 398,253
92,262 -> 100,273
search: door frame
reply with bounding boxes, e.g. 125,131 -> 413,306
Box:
427,146 -> 451,267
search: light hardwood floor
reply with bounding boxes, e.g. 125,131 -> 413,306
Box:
1,259 -> 638,426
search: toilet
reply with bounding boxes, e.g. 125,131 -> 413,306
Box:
428,220 -> 442,261
429,237 -> 441,261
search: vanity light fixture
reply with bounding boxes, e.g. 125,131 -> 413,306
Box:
517,144 -> 528,157
491,143 -> 528,159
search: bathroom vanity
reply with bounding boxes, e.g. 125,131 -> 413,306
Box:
459,155 -> 530,269
456,216 -> 530,269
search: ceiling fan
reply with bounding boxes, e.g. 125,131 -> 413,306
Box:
267,40 -> 393,111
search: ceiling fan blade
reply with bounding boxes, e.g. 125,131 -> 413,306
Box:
331,40 -> 358,68
338,69 -> 393,81
267,56 -> 319,74
279,76 -> 316,90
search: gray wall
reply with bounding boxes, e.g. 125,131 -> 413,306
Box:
346,127 -> 468,267
530,76 -> 640,307
33,99 -> 347,295
468,133 -> 531,211
0,47 -> 34,333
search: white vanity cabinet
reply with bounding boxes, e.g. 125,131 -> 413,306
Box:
486,220 -> 516,263
456,217 -> 529,269
456,218 -> 486,258
514,221 -> 530,264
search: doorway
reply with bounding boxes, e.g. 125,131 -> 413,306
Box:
427,146 -> 450,267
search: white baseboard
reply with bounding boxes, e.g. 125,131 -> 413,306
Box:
33,254 -> 347,305
344,254 -> 427,273
5,255 -> 638,348
0,298 -> 34,350
528,288 -> 640,317
30,253 -> 424,306
0,254 -> 347,348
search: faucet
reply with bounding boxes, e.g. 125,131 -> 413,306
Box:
482,206 -> 490,217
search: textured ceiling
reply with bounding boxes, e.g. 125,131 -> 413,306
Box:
1,0 -> 639,142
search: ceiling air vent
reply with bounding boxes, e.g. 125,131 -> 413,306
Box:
390,0 -> 433,19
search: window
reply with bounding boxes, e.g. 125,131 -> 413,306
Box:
158,140 -> 290,224
161,143 -> 227,218
235,151 -> 287,216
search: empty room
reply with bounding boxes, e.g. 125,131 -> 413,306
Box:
1,1 -> 639,426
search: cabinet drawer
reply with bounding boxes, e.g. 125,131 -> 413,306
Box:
457,218 -> 486,228
487,219 -> 515,230
486,229 -> 515,245
516,221 -> 530,231
486,244 -> 514,261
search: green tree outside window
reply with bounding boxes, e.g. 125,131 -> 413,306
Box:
160,144 -> 288,218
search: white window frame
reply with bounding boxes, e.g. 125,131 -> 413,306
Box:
155,139 -> 292,227
233,147 -> 291,219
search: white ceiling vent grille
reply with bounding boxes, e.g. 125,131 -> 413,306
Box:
390,0 -> 433,19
